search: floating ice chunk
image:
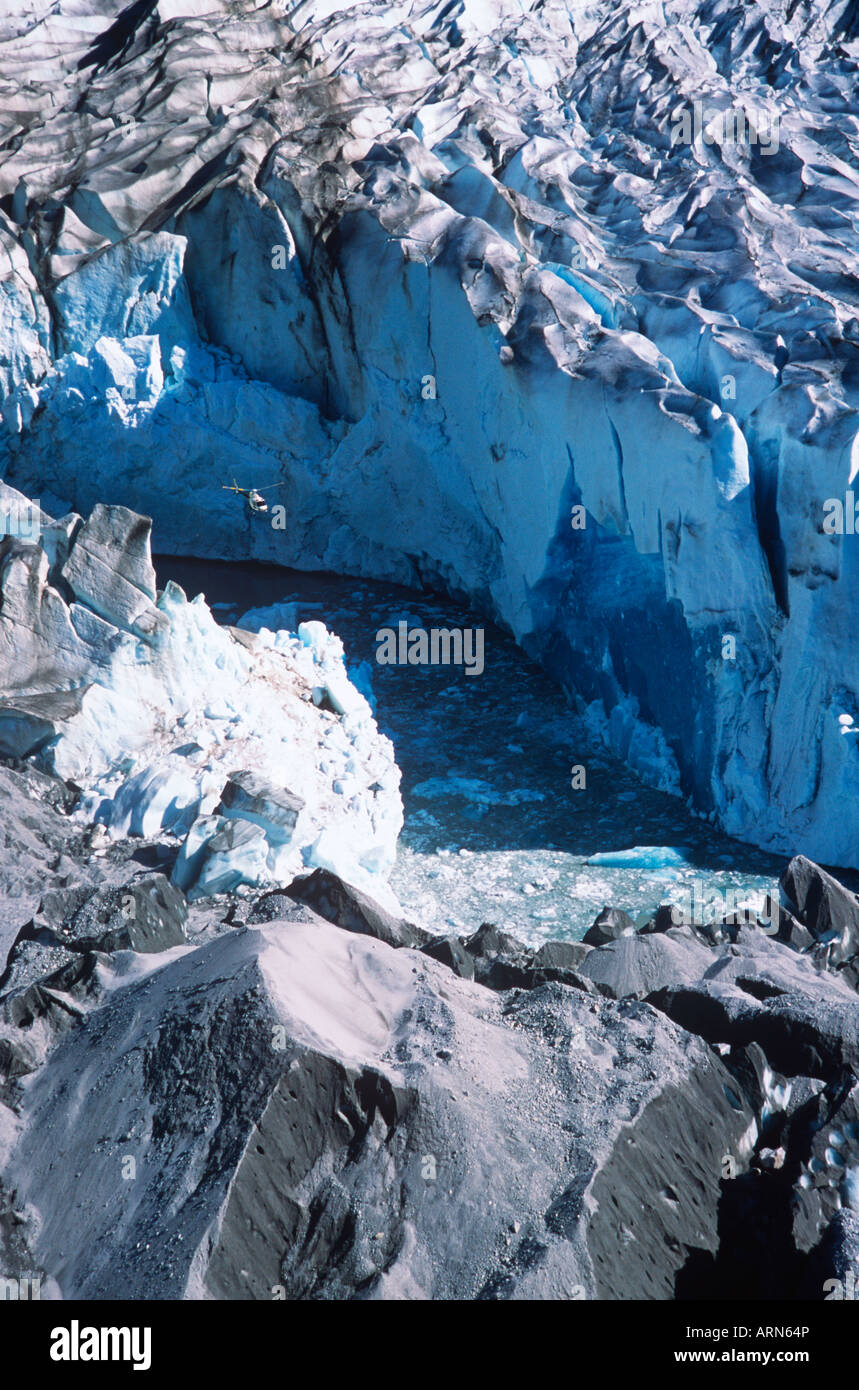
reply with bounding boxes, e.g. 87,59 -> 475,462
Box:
411,775 -> 545,806
238,601 -> 300,634
586,846 -> 692,869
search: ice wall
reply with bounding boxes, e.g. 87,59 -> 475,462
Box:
2,0 -> 859,861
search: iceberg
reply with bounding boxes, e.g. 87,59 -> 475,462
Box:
585,846 -> 693,871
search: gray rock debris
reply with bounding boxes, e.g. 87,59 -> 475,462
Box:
2,734 -> 859,1303
3,914 -> 757,1301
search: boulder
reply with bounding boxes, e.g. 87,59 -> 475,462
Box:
577,929 -> 714,1001
420,923 -> 595,994
462,922 -> 535,989
420,933 -> 475,979
0,876 -> 188,996
71,875 -> 188,954
781,855 -> 859,966
650,980 -> 859,1081
583,907 -> 635,946
533,940 -> 592,971
637,903 -> 684,935
283,868 -> 429,949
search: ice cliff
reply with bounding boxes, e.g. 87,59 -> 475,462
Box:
2,0 -> 859,862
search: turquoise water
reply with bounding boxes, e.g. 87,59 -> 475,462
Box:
157,557 -> 786,944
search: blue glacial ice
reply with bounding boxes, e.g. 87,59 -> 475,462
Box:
3,0 -> 859,868
585,846 -> 693,871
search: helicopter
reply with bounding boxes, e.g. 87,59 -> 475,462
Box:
222,479 -> 283,516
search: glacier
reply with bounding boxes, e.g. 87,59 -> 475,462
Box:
5,0 -> 859,1315
2,0 -> 859,867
